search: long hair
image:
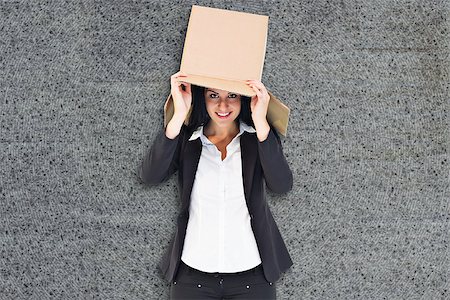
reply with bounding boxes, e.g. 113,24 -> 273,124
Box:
186,84 -> 254,134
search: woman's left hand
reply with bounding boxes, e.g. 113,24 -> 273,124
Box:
246,79 -> 271,141
246,79 -> 270,123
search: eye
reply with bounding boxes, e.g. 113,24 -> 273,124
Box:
209,93 -> 218,98
228,94 -> 237,98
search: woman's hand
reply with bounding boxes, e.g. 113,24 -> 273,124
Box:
246,79 -> 270,141
166,71 -> 192,139
170,71 -> 192,120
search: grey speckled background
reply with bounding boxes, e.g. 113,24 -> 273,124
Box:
1,0 -> 449,299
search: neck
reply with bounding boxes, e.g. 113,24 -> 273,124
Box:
204,120 -> 240,139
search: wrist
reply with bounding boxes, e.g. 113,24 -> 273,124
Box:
172,112 -> 188,124
252,116 -> 269,128
253,119 -> 270,142
165,114 -> 186,139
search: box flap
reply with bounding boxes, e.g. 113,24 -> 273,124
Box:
176,74 -> 256,97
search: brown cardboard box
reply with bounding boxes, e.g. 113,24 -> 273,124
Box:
164,5 -> 290,136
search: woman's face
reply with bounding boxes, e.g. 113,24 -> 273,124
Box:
204,88 -> 241,127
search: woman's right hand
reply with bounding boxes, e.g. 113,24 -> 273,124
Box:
165,71 -> 192,139
170,71 -> 192,119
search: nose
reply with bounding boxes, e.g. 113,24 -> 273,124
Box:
217,98 -> 230,108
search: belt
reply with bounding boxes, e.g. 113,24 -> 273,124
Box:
181,261 -> 262,277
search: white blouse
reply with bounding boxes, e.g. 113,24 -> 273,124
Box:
180,121 -> 262,273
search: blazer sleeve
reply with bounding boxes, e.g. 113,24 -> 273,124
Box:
137,125 -> 185,185
257,126 -> 293,194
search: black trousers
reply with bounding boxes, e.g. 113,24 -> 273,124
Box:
170,261 -> 276,299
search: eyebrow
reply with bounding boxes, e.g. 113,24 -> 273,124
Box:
206,89 -> 235,94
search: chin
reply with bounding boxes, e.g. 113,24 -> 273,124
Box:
214,116 -> 239,124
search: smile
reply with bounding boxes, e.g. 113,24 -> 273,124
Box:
216,112 -> 231,118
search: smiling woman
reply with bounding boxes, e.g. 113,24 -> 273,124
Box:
188,85 -> 253,140
138,71 -> 293,299
205,89 -> 240,120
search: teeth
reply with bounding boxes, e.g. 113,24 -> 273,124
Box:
217,112 -> 230,116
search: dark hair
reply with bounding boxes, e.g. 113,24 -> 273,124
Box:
186,84 -> 254,134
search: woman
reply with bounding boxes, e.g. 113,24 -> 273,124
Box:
139,71 -> 293,299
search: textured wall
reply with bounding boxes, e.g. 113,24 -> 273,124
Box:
1,0 -> 448,299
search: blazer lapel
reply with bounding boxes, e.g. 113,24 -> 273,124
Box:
240,132 -> 257,206
181,138 -> 202,211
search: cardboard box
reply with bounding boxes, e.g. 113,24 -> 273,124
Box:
164,5 -> 290,136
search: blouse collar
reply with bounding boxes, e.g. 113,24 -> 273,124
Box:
188,120 -> 256,143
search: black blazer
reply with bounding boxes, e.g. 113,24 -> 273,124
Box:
138,124 -> 293,283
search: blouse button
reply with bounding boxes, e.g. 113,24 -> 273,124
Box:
197,284 -> 202,288
246,285 -> 250,289
269,282 -> 273,285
